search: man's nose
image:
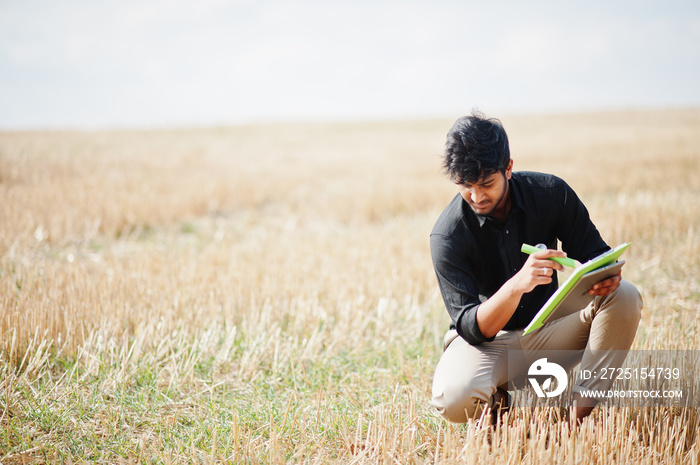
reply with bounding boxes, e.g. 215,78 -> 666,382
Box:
470,188 -> 485,204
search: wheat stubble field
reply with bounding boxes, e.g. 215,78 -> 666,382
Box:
1,109 -> 699,463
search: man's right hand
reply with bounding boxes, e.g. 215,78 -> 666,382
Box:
476,248 -> 567,338
511,249 -> 567,294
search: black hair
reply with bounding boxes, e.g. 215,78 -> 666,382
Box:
442,111 -> 510,185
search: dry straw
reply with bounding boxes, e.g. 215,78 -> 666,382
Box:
1,110 -> 699,463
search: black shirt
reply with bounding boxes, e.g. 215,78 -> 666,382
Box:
430,171 -> 610,346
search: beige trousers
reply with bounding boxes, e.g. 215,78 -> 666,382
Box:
430,280 -> 643,423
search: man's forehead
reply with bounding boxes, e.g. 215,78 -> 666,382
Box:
463,171 -> 502,187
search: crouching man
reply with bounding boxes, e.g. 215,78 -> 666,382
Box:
429,113 -> 642,424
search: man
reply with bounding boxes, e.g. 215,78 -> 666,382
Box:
429,112 -> 642,424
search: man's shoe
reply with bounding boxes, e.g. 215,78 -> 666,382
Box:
489,387 -> 511,425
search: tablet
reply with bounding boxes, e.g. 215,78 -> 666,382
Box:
522,242 -> 630,335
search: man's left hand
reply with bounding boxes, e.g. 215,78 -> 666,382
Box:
589,271 -> 622,296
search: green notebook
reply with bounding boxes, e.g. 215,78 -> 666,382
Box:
522,242 -> 631,335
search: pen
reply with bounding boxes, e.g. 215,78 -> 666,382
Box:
521,243 -> 579,268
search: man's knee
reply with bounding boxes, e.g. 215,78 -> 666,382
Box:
605,279 -> 643,324
431,378 -> 492,423
588,279 -> 642,350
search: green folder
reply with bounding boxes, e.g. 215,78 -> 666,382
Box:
522,242 -> 631,335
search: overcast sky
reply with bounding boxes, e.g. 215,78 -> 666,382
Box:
1,0 -> 699,129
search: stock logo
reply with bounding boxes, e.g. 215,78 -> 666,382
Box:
528,358 -> 568,398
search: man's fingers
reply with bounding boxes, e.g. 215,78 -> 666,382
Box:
527,250 -> 567,273
530,266 -> 555,282
589,274 -> 622,296
591,274 -> 622,290
531,259 -> 565,273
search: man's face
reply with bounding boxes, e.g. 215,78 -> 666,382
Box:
458,161 -> 513,217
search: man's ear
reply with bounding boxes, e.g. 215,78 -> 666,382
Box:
505,159 -> 514,179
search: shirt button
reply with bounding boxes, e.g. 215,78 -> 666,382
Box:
505,229 -> 509,234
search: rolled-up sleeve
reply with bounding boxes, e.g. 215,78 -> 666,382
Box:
430,233 -> 495,346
